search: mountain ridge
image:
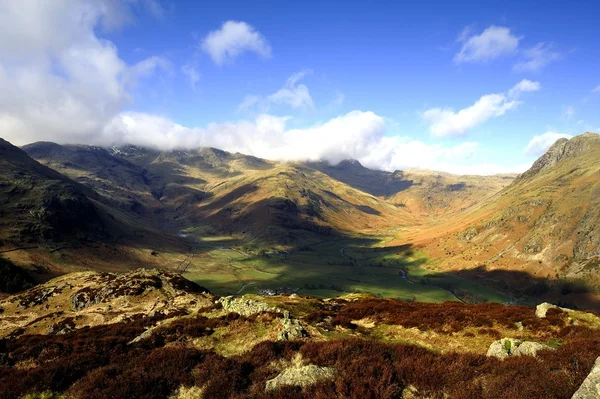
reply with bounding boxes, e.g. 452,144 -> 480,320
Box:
1,132 -> 599,310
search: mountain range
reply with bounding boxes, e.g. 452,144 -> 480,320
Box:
1,133 -> 600,310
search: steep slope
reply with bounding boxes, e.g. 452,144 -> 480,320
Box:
419,132 -> 600,305
0,139 -> 107,244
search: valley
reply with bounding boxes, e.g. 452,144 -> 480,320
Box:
4,133 -> 600,310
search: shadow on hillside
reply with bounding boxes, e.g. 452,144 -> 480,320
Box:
441,266 -> 600,312
446,183 -> 467,191
322,190 -> 381,215
186,235 -> 432,299
302,162 -> 415,197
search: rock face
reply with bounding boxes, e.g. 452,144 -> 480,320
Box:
278,310 -> 308,340
517,133 -> 600,182
265,365 -> 335,391
216,296 -> 273,316
571,356 -> 600,399
486,338 -> 553,359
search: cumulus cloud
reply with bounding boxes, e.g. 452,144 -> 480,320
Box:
0,0 -> 168,146
422,80 -> 540,137
0,3 -> 528,176
181,63 -> 200,89
513,42 -> 561,72
201,21 -> 271,65
238,71 -> 314,112
524,132 -> 573,157
454,26 -> 521,63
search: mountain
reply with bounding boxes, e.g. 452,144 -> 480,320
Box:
0,139 -> 107,245
416,132 -> 600,307
24,143 -> 420,246
4,133 -> 600,310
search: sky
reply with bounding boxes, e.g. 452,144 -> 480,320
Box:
1,0 -> 599,175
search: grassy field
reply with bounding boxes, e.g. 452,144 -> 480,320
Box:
180,229 -> 513,304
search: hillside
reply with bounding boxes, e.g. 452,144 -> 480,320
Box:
3,134 -> 599,310
24,143 -> 419,245
308,160 -> 515,218
0,139 -> 107,245
1,270 -> 600,399
415,132 -> 600,308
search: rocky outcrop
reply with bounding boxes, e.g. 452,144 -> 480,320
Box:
265,365 -> 335,391
71,270 -> 165,311
524,237 -> 543,254
486,338 -> 553,359
216,295 -> 273,316
459,227 -> 478,242
517,133 -> 600,183
571,356 -> 600,399
278,310 -> 308,340
535,302 -> 571,318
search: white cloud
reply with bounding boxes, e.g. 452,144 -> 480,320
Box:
237,71 -> 314,112
0,0 -> 168,146
454,26 -> 521,63
0,3 -> 528,176
99,110 -> 511,173
513,42 -> 561,72
507,79 -> 541,98
237,95 -> 262,112
181,63 -> 200,89
201,21 -> 271,65
524,132 -> 573,157
422,80 -> 540,137
266,70 -> 314,109
593,85 -> 600,93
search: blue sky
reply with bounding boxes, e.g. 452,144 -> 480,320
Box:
1,0 -> 599,174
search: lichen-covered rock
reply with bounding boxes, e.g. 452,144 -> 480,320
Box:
486,338 -> 522,359
265,365 -> 335,391
216,295 -> 272,316
571,356 -> 600,399
515,341 -> 551,357
535,302 -> 571,318
486,338 -> 553,359
278,310 -> 308,340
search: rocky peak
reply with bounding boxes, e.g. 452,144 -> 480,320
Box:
517,132 -> 599,182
